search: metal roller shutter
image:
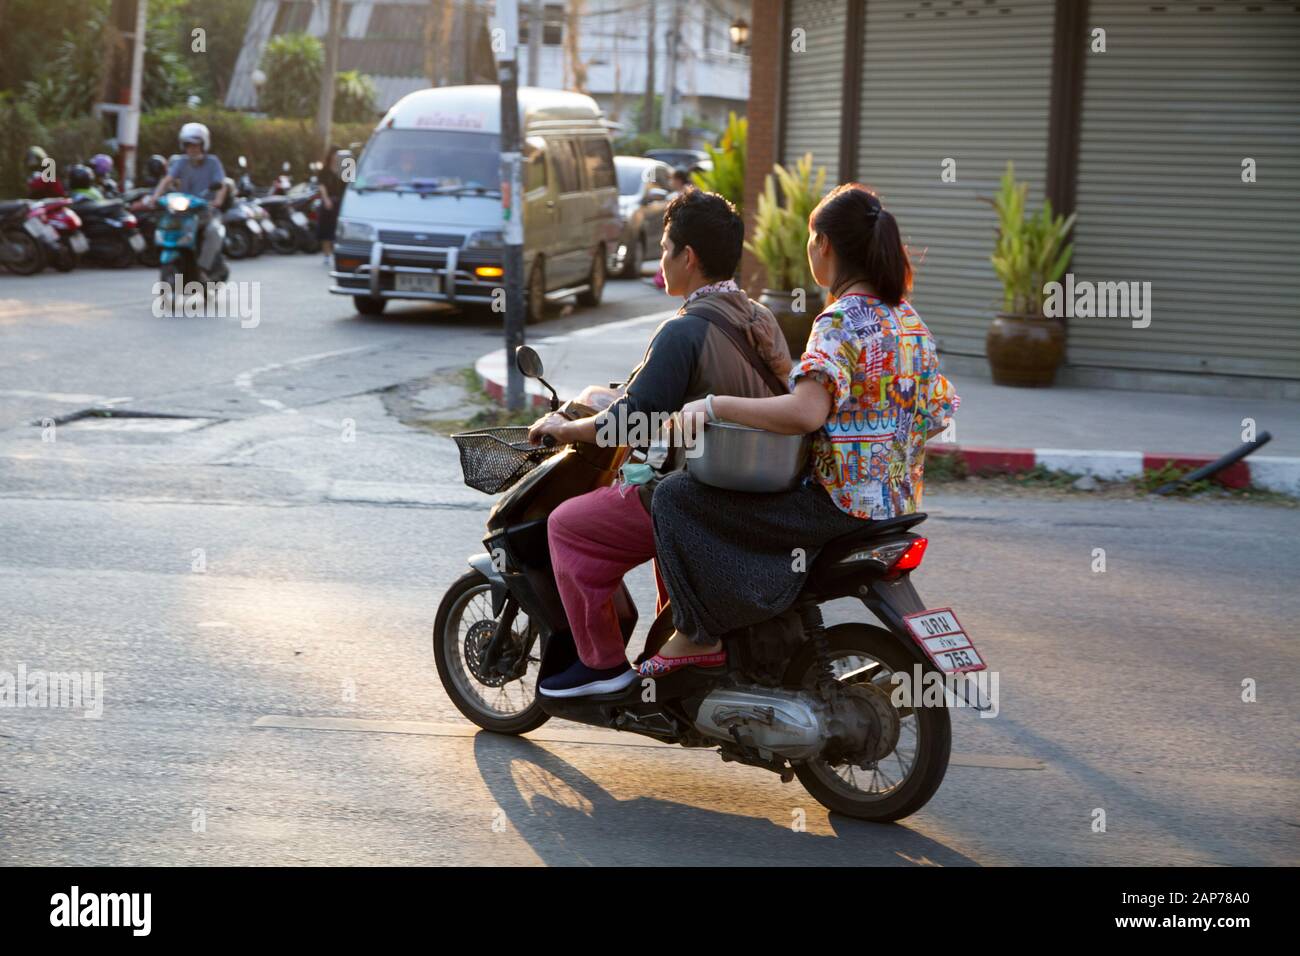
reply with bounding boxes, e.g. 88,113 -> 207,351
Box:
1069,1 -> 1300,379
855,0 -> 1055,355
782,0 -> 849,183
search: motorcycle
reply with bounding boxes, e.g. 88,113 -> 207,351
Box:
154,191 -> 229,303
30,198 -> 87,272
0,199 -> 46,274
433,346 -> 990,823
123,187 -> 162,266
254,193 -> 308,255
69,196 -> 146,268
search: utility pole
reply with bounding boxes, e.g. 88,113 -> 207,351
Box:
527,0 -> 541,87
660,0 -> 679,138
498,0 -> 526,411
641,2 -> 655,133
122,0 -> 147,187
316,0 -> 343,156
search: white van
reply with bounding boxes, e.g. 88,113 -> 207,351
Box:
329,85 -> 620,320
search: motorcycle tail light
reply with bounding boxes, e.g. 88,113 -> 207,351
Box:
122,213 -> 138,228
65,210 -> 82,228
892,538 -> 928,571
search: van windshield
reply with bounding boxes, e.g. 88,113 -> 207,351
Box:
355,129 -> 501,193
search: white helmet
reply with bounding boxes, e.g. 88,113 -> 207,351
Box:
178,122 -> 210,153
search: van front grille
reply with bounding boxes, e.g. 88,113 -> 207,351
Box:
378,230 -> 463,247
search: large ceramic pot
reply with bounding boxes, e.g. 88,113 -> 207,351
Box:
986,312 -> 1066,387
758,288 -> 823,362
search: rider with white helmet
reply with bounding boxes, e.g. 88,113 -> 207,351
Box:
148,122 -> 229,275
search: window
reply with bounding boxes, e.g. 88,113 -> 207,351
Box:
550,139 -> 581,194
354,129 -> 501,190
272,0 -> 314,35
525,147 -> 547,192
578,138 -> 616,190
518,3 -> 565,46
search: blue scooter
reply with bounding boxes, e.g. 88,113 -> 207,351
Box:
155,192 -> 229,300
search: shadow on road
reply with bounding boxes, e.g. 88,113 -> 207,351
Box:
473,733 -> 976,866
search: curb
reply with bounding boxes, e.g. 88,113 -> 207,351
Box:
928,445 -> 1300,494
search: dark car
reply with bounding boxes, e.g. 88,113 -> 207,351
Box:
610,156 -> 673,278
644,148 -> 713,175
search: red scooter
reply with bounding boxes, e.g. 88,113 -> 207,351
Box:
31,198 -> 88,272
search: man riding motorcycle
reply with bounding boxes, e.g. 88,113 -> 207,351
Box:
147,122 -> 228,277
525,188 -> 793,698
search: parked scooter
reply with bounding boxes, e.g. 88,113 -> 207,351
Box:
30,198 -> 87,272
154,191 -> 229,302
255,192 -> 308,255
0,199 -> 46,275
218,177 -> 264,260
433,347 -> 988,823
123,187 -> 162,266
69,197 -> 145,268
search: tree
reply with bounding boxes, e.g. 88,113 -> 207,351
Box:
333,71 -> 378,123
258,33 -> 323,118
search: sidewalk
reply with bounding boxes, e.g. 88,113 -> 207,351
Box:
476,310 -> 1300,493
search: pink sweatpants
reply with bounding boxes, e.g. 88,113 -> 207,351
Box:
548,484 -> 666,670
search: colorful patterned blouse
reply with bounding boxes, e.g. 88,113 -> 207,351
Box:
790,294 -> 959,519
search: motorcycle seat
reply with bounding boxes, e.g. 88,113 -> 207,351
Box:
810,513 -> 928,576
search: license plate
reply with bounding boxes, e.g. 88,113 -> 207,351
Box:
127,233 -> 146,252
70,233 -> 89,254
245,219 -> 261,234
903,608 -> 986,674
290,211 -> 308,227
395,273 -> 441,293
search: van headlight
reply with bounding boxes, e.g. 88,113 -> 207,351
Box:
465,230 -> 504,249
337,219 -> 375,242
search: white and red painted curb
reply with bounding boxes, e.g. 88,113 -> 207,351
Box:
927,445 -> 1300,494
474,345 -> 1299,496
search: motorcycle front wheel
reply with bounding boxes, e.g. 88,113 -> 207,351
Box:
1,229 -> 44,275
225,225 -> 252,260
269,227 -> 297,255
786,623 -> 951,823
433,569 -> 548,735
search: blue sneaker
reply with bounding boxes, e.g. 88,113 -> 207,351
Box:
539,660 -> 636,698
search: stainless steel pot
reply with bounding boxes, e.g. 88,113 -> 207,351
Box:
687,421 -> 811,493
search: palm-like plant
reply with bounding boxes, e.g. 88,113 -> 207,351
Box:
745,152 -> 826,291
988,161 -> 1076,316
692,112 -> 746,215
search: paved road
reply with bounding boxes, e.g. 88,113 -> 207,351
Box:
1,258 -> 1297,865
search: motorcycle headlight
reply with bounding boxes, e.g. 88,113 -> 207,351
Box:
166,195 -> 191,213
337,219 -> 375,242
465,230 -> 504,249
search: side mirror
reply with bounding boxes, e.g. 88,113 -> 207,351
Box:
516,345 -> 544,378
515,346 -> 559,411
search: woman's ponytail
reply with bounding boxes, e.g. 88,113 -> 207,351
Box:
811,183 -> 913,307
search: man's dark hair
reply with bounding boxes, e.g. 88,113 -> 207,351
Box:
663,187 -> 743,281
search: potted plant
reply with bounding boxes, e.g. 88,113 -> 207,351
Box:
984,161 -> 1076,387
745,153 -> 827,360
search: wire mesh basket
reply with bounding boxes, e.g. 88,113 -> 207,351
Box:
452,426 -> 559,495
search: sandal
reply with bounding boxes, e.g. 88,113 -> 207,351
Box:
637,649 -> 727,677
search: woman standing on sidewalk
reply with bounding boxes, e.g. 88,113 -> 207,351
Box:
642,183 -> 960,674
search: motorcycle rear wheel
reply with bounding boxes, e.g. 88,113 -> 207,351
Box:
433,569 -> 549,735
269,228 -> 297,255
786,623 -> 951,823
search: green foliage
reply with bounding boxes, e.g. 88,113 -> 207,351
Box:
1138,462 -> 1214,496
137,107 -> 375,184
613,130 -> 674,156
692,112 -> 746,215
987,161 -> 1076,316
744,152 -> 827,292
0,93 -> 47,195
333,71 -> 379,124
258,33 -> 324,118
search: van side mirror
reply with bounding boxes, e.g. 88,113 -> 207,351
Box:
515,346 -> 559,411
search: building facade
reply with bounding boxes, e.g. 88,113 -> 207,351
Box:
226,0 -> 751,143
743,0 -> 1300,395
